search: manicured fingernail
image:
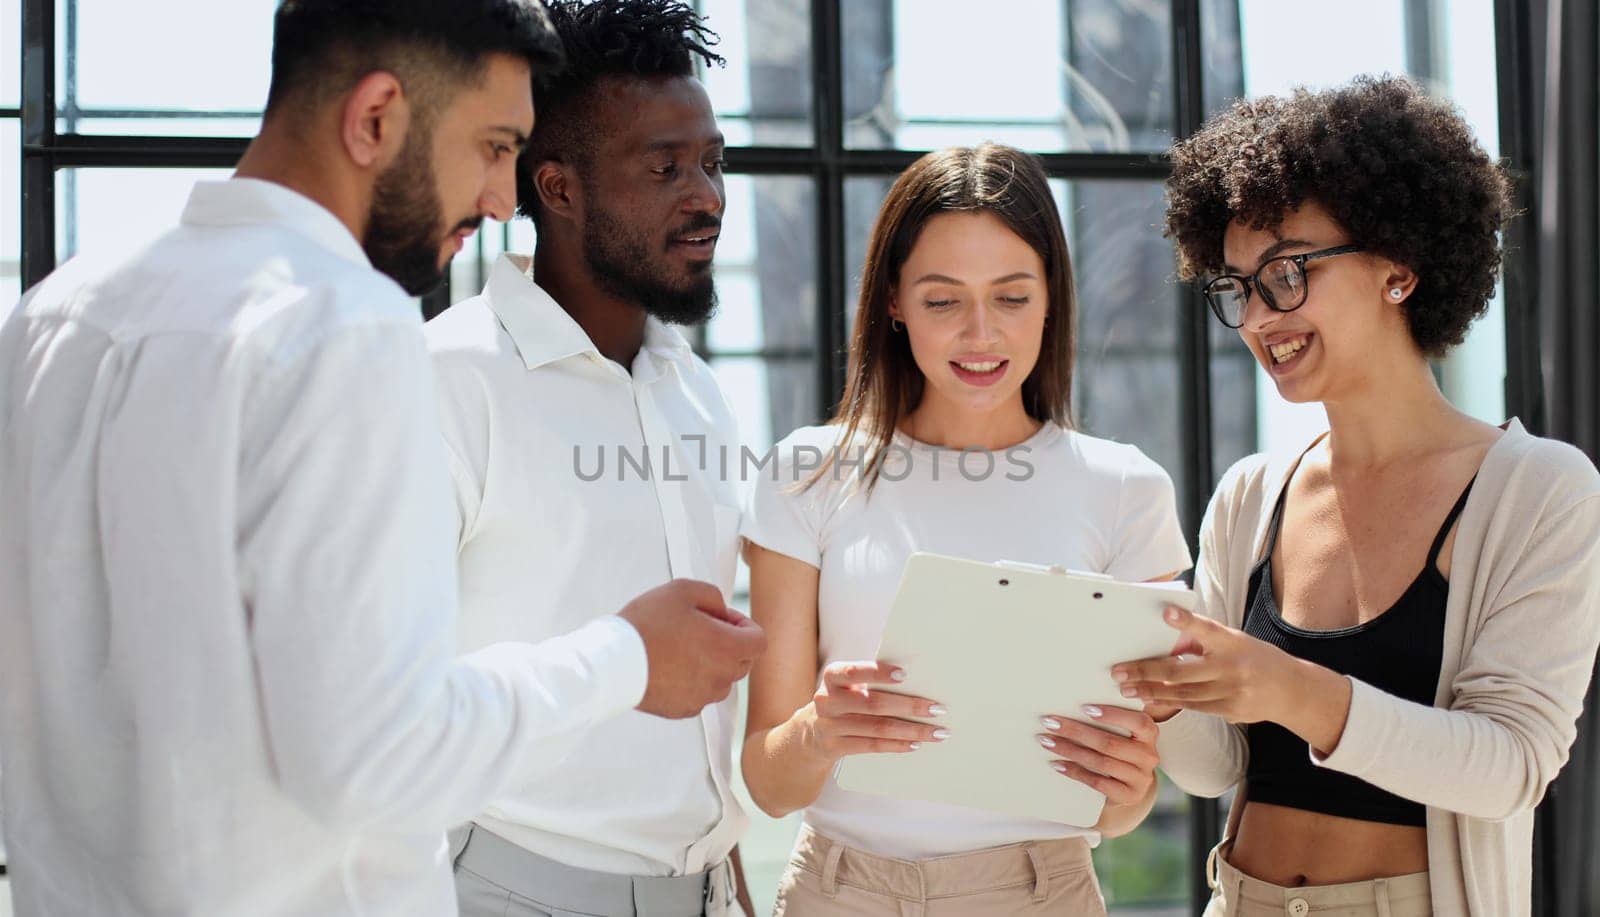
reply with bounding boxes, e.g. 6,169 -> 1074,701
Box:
1166,607 -> 1182,622
1083,705 -> 1104,718
1040,716 -> 1062,731
1112,669 -> 1129,683
1121,686 -> 1138,698
928,704 -> 948,716
931,728 -> 951,740
907,742 -> 921,750
889,669 -> 908,682
1051,760 -> 1068,773
1038,735 -> 1056,749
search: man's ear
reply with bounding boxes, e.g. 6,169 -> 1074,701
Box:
533,160 -> 581,223
340,70 -> 408,171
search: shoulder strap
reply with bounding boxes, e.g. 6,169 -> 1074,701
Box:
1427,476 -> 1478,568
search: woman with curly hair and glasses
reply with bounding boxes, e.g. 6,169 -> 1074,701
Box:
1114,76 -> 1600,916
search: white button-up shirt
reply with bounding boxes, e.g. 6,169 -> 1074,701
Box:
425,253 -> 747,878
0,180 -> 648,916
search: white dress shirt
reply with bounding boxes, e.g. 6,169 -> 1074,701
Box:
0,180 -> 649,916
424,253 -> 748,878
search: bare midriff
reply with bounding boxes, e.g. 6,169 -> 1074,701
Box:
1226,801 -> 1429,886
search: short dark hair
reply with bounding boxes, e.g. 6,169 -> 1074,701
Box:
265,0 -> 564,123
516,0 -> 724,224
1164,75 -> 1513,357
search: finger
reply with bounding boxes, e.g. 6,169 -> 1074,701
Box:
704,615 -> 768,662
1079,704 -> 1159,745
833,736 -> 924,756
836,713 -> 949,744
696,600 -> 745,625
1112,654 -> 1215,687
1039,735 -> 1145,785
1042,709 -> 1158,752
674,577 -> 730,613
1050,759 -> 1140,804
1162,603 -> 1231,641
825,687 -> 942,719
822,660 -> 906,689
1126,680 -> 1229,706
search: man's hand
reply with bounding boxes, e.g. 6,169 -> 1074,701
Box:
619,579 -> 768,719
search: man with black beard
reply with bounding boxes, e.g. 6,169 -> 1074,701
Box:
423,2 -> 759,915
0,1 -> 763,913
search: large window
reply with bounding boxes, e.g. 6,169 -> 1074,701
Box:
8,1 -> 1518,914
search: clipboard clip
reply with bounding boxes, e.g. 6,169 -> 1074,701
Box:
992,560 -> 1114,581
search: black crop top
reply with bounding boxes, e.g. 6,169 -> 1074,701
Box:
1241,476 -> 1475,827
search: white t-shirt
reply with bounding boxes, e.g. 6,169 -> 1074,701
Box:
741,421 -> 1192,859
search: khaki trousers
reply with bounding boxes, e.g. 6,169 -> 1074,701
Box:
773,825 -> 1106,916
1201,841 -> 1432,917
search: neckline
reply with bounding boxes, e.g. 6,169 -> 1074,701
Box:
890,421 -> 1062,458
1256,471 -> 1477,638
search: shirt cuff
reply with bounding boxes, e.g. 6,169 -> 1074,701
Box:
1154,707 -> 1208,755
572,615 -> 650,713
1308,675 -> 1379,775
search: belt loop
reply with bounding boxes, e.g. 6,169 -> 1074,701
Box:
1206,842 -> 1221,892
448,824 -> 475,869
1374,877 -> 1393,917
1023,843 -> 1049,903
820,841 -> 845,899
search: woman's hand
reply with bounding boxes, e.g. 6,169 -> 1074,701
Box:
1038,705 -> 1160,837
1114,605 -> 1352,755
802,661 -> 947,761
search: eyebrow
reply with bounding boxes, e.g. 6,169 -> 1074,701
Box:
643,133 -> 727,154
1223,238 -> 1314,273
911,271 -> 1038,286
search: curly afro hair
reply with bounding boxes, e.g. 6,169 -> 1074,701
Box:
516,0 -> 723,225
1164,75 -> 1513,357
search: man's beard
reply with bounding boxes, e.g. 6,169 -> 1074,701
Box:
582,200 -> 719,326
364,128 -> 457,297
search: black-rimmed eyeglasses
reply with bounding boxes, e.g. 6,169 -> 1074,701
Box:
1202,244 -> 1365,328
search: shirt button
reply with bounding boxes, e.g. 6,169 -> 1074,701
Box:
1288,899 -> 1310,917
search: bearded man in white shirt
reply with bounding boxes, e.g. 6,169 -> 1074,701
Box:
423,2 -> 761,915
0,2 -> 765,914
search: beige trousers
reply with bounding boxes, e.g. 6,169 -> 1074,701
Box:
1201,841 -> 1432,917
772,825 -> 1106,916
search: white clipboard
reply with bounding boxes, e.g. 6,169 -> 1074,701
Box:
833,551 -> 1193,828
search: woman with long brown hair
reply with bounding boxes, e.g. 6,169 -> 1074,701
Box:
738,143 -> 1191,915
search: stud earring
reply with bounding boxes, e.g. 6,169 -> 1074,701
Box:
1389,288 -> 1404,300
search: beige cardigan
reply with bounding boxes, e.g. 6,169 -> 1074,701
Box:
1156,419 -> 1600,916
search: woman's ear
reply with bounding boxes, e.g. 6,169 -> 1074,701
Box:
1381,262 -> 1419,305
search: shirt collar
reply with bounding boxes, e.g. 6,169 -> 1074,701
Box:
180,178 -> 372,268
483,253 -> 695,375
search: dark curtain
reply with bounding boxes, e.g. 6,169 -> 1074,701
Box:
1513,0 -> 1600,913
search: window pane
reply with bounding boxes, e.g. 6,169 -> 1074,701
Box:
705,174 -> 817,353
699,0 -> 814,147
57,0 -> 274,135
54,167 -> 232,264
2,120 -> 19,306
711,356 -> 819,462
844,0 -> 1174,153
2,0 -> 19,108
1201,0 -> 1505,449
1095,776 -> 1189,913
